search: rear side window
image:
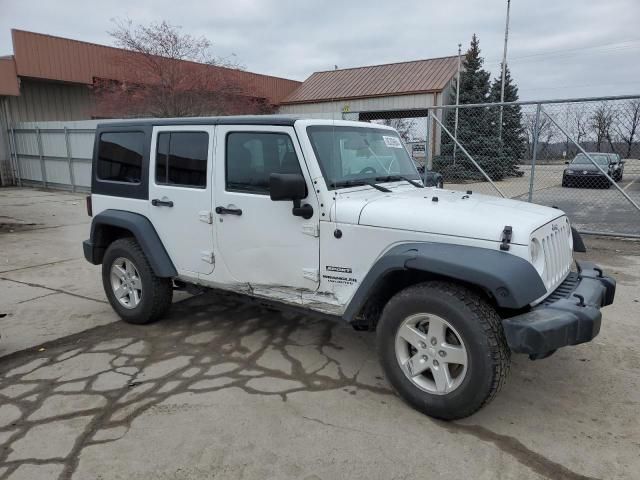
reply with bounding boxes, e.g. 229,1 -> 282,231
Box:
226,132 -> 302,194
155,132 -> 209,188
97,132 -> 144,183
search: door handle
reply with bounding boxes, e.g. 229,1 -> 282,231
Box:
215,206 -> 242,216
151,199 -> 174,207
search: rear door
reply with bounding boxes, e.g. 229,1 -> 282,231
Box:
148,125 -> 215,276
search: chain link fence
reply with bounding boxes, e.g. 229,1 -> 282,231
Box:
7,98 -> 640,237
344,95 -> 640,237
7,120 -> 100,192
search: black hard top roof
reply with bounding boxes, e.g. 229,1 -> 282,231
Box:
97,115 -> 301,129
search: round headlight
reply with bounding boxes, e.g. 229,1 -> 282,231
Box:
530,238 -> 545,276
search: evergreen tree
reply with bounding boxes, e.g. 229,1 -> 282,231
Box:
490,66 -> 526,175
438,34 -> 508,181
456,34 -> 491,105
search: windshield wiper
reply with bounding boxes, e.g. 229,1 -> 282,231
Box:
375,175 -> 424,188
332,179 -> 391,193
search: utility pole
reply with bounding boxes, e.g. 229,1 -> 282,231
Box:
453,43 -> 462,164
498,0 -> 511,140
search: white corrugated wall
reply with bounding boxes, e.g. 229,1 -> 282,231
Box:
5,80 -> 95,123
1,80 -> 96,186
278,92 -> 438,117
0,96 -> 14,185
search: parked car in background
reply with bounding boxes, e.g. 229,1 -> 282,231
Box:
562,152 -> 622,188
607,153 -> 625,181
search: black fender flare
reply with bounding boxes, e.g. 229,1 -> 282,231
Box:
84,209 -> 177,278
342,242 -> 547,322
571,227 -> 586,253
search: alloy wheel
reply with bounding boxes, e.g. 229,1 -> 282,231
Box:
110,257 -> 143,309
395,313 -> 468,395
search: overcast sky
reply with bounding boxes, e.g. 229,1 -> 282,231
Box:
1,0 -> 639,100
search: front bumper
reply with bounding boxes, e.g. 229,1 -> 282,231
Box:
563,172 -> 610,183
502,261 -> 615,357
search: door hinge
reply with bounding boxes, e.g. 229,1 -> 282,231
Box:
201,251 -> 215,264
302,223 -> 319,237
199,211 -> 213,224
303,268 -> 319,282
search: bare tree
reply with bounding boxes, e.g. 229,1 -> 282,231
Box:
612,100 -> 640,158
524,111 -> 554,159
93,19 -> 268,118
380,118 -> 418,142
570,104 -> 590,154
590,104 -> 615,152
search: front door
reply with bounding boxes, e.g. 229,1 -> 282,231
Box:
213,125 -> 320,291
148,125 -> 215,276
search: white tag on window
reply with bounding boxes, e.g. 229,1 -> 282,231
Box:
383,136 -> 403,148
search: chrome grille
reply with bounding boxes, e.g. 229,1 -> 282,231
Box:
533,218 -> 573,292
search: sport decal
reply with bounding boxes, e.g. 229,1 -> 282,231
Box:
323,265 -> 356,285
326,266 -> 352,273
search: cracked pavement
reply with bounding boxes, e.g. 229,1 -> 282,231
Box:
1,188 -> 639,480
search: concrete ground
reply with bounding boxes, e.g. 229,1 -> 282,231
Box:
1,187 -> 639,480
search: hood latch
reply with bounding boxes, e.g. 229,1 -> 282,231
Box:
500,226 -> 513,251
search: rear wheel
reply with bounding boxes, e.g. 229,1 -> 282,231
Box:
376,281 -> 510,420
102,238 -> 173,324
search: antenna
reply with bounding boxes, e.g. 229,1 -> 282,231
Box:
498,0 -> 511,140
330,64 -> 340,237
453,43 -> 462,165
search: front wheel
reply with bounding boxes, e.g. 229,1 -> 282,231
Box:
102,238 -> 173,324
376,281 -> 510,420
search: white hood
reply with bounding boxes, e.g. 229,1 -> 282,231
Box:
331,186 -> 564,245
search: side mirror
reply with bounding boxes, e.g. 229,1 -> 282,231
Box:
269,173 -> 313,219
270,173 -> 307,201
564,161 -> 570,165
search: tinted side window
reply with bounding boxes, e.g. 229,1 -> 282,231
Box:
226,132 -> 302,194
156,132 -> 208,188
97,132 -> 144,183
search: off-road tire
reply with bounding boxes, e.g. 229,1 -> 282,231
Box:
102,237 -> 173,324
376,281 -> 510,420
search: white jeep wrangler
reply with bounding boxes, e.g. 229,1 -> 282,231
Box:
83,116 -> 616,420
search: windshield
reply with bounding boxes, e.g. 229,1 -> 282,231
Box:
306,126 -> 420,189
571,153 -> 609,166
